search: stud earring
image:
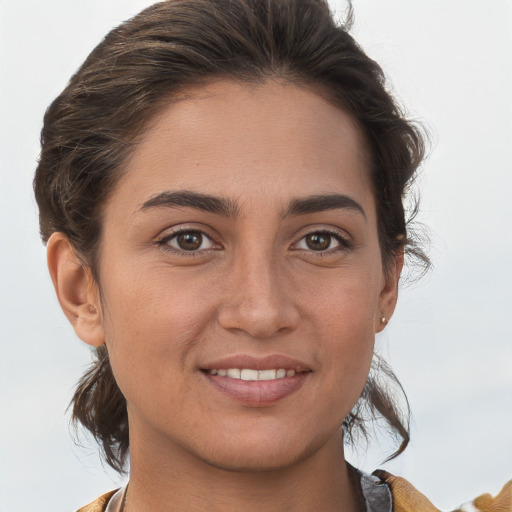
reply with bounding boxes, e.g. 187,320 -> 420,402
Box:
380,316 -> 387,324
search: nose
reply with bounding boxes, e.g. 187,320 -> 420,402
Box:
217,253 -> 300,339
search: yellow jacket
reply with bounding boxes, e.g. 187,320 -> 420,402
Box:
77,473 -> 512,512
375,471 -> 512,512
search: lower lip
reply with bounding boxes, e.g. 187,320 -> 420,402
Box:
203,372 -> 309,406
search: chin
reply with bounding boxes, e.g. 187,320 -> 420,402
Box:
191,430 -> 329,474
199,449 -> 306,473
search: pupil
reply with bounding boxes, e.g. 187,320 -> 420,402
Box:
177,232 -> 202,250
306,233 -> 330,251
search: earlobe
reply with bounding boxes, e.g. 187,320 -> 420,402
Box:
375,248 -> 404,333
47,232 -> 105,347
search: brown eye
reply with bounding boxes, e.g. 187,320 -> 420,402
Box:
177,232 -> 202,250
294,231 -> 348,253
304,233 -> 334,251
165,230 -> 215,252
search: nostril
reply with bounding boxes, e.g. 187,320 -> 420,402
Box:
217,301 -> 300,339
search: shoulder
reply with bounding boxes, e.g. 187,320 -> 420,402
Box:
76,489 -> 118,512
453,480 -> 512,512
374,470 -> 512,512
374,470 -> 441,512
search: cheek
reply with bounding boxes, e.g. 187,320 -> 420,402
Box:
301,257 -> 382,332
98,265 -> 215,400
102,258 -> 212,338
305,267 -> 380,390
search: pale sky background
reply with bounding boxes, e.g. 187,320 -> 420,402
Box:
0,1 -> 511,510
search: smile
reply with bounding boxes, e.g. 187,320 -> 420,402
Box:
202,367 -> 310,405
207,368 -> 296,380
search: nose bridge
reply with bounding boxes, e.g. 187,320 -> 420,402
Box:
240,246 -> 280,306
218,239 -> 299,338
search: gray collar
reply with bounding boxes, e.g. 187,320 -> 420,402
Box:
359,470 -> 393,512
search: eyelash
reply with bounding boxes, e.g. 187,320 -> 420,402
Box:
156,228 -> 353,256
291,229 -> 353,255
156,229 -> 220,257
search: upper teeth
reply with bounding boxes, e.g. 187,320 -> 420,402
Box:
209,368 -> 296,380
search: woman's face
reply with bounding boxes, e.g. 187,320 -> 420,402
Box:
94,80 -> 400,471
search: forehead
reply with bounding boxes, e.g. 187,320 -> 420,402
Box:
112,79 -> 374,217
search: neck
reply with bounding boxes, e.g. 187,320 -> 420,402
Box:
124,427 -> 363,512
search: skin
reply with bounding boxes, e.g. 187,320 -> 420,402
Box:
48,80 -> 402,512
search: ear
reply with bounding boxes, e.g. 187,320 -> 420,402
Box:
47,232 -> 105,347
375,248 -> 404,333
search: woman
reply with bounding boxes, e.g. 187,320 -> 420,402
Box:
33,0 -> 511,510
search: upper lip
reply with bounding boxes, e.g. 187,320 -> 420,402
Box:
201,354 -> 312,372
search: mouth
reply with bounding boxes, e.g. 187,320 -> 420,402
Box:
205,368 -> 298,380
200,355 -> 312,406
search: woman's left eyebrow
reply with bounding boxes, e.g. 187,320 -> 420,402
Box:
282,194 -> 367,221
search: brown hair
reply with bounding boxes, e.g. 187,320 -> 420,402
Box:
34,0 -> 428,473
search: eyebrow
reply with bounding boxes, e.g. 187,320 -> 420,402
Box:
282,194 -> 367,220
139,190 -> 240,217
139,190 -> 366,220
